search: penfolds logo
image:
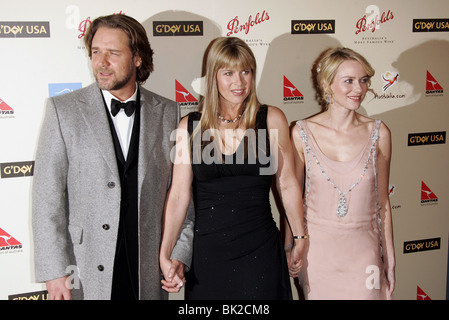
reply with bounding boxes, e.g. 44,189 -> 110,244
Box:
78,17 -> 91,39
78,12 -> 125,39
355,7 -> 394,35
226,10 -> 269,36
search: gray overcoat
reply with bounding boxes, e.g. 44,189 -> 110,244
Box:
32,83 -> 194,299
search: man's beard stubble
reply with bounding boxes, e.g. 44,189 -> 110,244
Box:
95,59 -> 135,91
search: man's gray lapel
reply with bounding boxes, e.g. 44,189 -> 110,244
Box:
138,88 -> 158,190
78,83 -> 119,180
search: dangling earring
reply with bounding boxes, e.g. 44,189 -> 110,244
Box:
324,86 -> 333,105
324,91 -> 333,105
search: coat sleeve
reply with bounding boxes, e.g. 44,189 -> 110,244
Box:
170,196 -> 195,270
32,97 -> 71,283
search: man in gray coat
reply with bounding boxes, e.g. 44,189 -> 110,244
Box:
32,14 -> 193,300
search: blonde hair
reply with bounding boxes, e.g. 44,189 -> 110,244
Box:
313,47 -> 375,111
192,37 -> 260,147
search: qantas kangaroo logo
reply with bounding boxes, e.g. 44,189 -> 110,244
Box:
175,80 -> 198,103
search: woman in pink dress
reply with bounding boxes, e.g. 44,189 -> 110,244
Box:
288,47 -> 395,299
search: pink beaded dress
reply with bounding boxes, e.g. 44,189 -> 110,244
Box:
296,120 -> 390,300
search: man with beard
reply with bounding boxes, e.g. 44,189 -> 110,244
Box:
32,14 -> 194,300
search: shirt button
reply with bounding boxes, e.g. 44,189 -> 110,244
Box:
107,182 -> 116,188
98,265 -> 104,271
102,224 -> 110,230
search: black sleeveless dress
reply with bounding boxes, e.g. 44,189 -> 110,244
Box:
185,105 -> 292,300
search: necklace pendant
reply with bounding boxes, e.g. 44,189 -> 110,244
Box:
336,195 -> 348,217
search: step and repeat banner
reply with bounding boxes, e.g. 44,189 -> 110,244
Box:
0,0 -> 448,300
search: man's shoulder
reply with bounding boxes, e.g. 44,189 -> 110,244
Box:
140,87 -> 177,107
51,83 -> 99,103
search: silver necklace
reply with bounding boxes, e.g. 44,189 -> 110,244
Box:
311,152 -> 372,217
217,112 -> 242,123
301,126 -> 376,218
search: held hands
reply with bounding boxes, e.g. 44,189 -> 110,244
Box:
160,258 -> 186,293
286,238 -> 307,278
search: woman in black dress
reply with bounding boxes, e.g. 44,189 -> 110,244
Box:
159,37 -> 306,299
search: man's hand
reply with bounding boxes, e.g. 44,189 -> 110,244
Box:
46,276 -> 72,300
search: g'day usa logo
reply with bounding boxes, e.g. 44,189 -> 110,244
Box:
153,21 -> 203,36
403,237 -> 440,254
0,228 -> 22,254
408,131 -> 446,146
9,290 -> 48,300
291,20 -> 335,34
413,19 -> 449,32
0,22 -> 50,38
0,161 -> 34,179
